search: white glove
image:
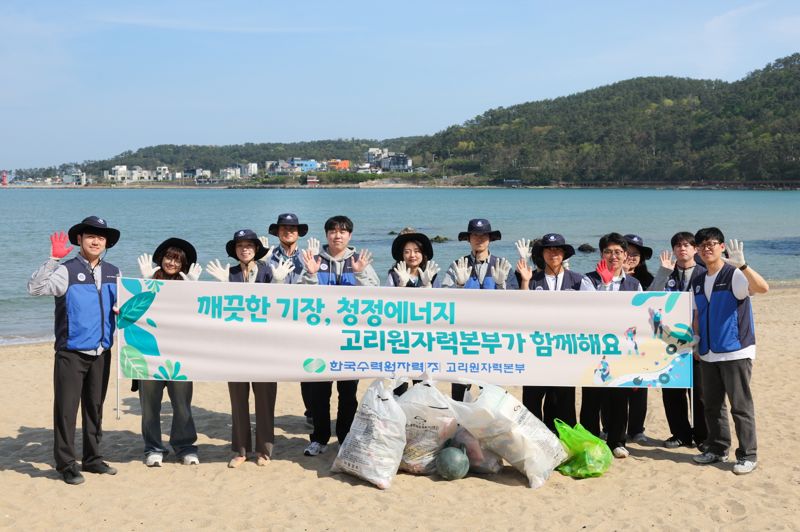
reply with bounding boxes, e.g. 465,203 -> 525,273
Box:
259,236 -> 274,262
453,257 -> 470,287
419,260 -> 440,288
271,258 -> 295,282
206,259 -> 230,282
180,263 -> 202,281
259,235 -> 270,249
137,253 -> 160,279
493,257 -> 512,286
306,237 -> 320,256
392,261 -> 412,286
723,239 -> 746,268
515,238 -> 531,260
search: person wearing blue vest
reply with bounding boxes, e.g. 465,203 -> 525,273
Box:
299,215 -> 379,456
27,216 -> 121,485
443,218 -> 515,401
266,213 -> 317,427
516,233 -> 595,431
135,238 -> 202,467
582,232 -> 642,459
690,227 -> 768,475
650,231 -> 709,450
207,229 -> 278,468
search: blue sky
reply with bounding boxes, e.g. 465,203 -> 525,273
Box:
2,0 -> 799,169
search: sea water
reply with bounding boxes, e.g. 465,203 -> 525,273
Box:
1,187 -> 798,344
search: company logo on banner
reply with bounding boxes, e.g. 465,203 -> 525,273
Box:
116,277 -> 694,388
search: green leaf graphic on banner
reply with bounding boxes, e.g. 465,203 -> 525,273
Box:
146,318 -> 157,328
121,278 -> 143,296
630,292 -> 682,313
664,293 -> 681,313
120,345 -> 149,378
118,291 -> 156,329
124,323 -> 161,357
153,359 -> 187,380
144,279 -> 164,293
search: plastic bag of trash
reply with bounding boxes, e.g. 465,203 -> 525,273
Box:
554,419 -> 612,478
396,381 -> 459,475
331,379 -> 407,489
451,426 -> 503,474
449,382 -> 568,488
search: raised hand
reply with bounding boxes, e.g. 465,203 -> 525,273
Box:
516,257 -> 533,288
352,249 -> 373,273
515,238 -> 531,260
722,239 -> 746,268
49,231 -> 74,259
301,248 -> 322,275
180,263 -> 203,281
392,261 -> 412,286
419,260 -> 440,288
596,259 -> 614,285
259,236 -> 274,262
659,250 -> 676,270
453,257 -> 470,287
493,257 -> 512,286
137,253 -> 161,278
306,237 -> 320,256
206,259 -> 230,282
271,258 -> 295,282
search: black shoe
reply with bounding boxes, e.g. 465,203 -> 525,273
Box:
82,461 -> 118,475
697,442 -> 711,453
62,465 -> 85,485
664,436 -> 693,449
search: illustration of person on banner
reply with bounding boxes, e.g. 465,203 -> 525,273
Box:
207,229 -> 278,468
300,215 -> 379,457
135,238 -> 202,467
516,232 -> 595,431
27,216 -> 121,485
443,218 -> 516,401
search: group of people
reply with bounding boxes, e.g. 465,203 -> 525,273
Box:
28,213 -> 768,485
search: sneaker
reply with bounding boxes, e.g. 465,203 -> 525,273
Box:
612,446 -> 630,459
697,442 -> 711,453
693,451 -> 729,465
629,432 -> 648,444
256,454 -> 271,467
61,464 -> 85,485
181,453 -> 200,466
145,453 -> 163,467
664,436 -> 692,449
82,461 -> 118,475
228,455 -> 246,468
304,442 -> 328,456
732,459 -> 758,475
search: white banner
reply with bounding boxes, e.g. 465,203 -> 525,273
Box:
116,277 -> 694,388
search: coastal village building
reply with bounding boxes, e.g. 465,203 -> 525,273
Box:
289,158 -> 319,173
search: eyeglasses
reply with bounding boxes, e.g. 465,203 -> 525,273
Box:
602,249 -> 626,257
698,241 -> 721,250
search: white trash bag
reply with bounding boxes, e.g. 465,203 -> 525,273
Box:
451,426 -> 503,474
331,379 -> 407,489
396,381 -> 459,475
449,382 -> 567,488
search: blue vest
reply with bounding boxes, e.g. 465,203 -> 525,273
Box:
665,264 -> 707,292
692,263 -> 756,356
54,257 -> 119,352
463,255 -> 499,289
585,271 -> 641,291
529,269 -> 586,291
268,246 -> 304,284
229,261 -> 272,283
316,254 -> 358,286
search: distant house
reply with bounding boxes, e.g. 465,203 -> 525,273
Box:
380,153 -> 413,172
306,175 -> 319,187
290,158 -> 319,173
327,159 -> 350,171
156,166 -> 170,181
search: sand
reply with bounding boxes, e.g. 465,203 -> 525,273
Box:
1,287 -> 799,530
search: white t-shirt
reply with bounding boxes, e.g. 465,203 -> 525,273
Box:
702,268 -> 755,362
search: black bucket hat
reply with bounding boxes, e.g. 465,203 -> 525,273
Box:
458,218 -> 501,242
67,216 -> 121,248
268,213 -> 309,237
533,233 -> 576,260
226,229 -> 268,261
153,238 -> 197,272
391,232 -> 434,262
624,234 -> 653,260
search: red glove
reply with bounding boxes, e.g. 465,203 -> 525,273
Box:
50,231 -> 74,259
595,260 -> 614,284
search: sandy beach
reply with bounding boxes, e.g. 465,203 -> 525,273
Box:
1,287 -> 798,530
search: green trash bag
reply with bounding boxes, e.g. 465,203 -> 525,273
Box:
554,419 -> 612,478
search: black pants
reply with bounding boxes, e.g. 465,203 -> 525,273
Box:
451,383 -> 471,401
627,388 -> 647,436
662,359 -> 707,444
308,380 -> 359,445
604,388 -> 631,450
579,387 -> 607,436
53,349 -> 111,472
522,386 -> 576,431
300,382 -> 313,417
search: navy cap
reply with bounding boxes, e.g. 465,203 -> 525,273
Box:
458,218 -> 501,242
67,216 -> 121,248
533,233 -> 575,260
624,234 -> 653,260
226,229 -> 268,261
268,213 -> 309,237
